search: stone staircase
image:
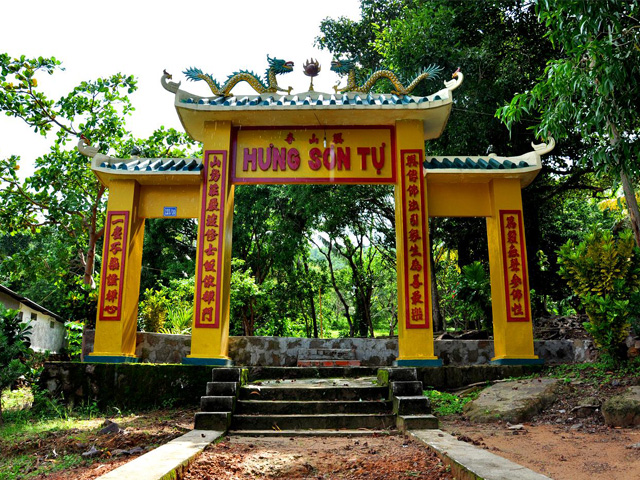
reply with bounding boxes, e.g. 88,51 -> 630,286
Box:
193,366 -> 437,435
296,348 -> 361,367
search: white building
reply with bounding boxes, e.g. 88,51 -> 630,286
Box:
0,284 -> 66,354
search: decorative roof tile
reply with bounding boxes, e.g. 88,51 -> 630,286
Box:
424,156 -> 532,170
178,91 -> 448,108
98,158 -> 203,173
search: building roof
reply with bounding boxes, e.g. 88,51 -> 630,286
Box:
423,139 -> 555,188
163,73 -> 465,143
96,157 -> 203,173
0,284 -> 62,321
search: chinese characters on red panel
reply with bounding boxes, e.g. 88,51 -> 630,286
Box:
500,211 -> 530,322
195,152 -> 227,328
401,150 -> 429,329
99,212 -> 129,321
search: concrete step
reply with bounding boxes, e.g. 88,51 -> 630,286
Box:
227,429 -> 398,437
239,385 -> 388,401
194,411 -> 231,430
231,413 -> 396,430
236,399 -> 392,415
393,396 -> 431,415
396,414 -> 439,431
200,395 -> 235,412
391,381 -> 424,397
297,360 -> 361,367
385,367 -> 418,382
205,381 -> 238,396
211,367 -> 243,383
297,348 -> 356,360
244,366 -> 379,380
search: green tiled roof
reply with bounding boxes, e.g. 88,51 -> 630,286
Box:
424,157 -> 531,170
98,158 -> 203,172
180,92 -> 444,107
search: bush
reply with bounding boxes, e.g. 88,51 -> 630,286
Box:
558,229 -> 640,363
138,288 -> 169,332
0,306 -> 32,423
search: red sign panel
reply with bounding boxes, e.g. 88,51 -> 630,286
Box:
231,126 -> 396,184
99,211 -> 129,321
194,151 -> 227,328
499,210 -> 531,322
400,149 -> 430,329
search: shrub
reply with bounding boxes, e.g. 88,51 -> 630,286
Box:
0,306 -> 32,423
138,288 -> 168,332
557,229 -> 640,363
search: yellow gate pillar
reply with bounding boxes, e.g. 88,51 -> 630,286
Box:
184,121 -> 235,365
88,180 -> 145,362
394,120 -> 441,367
486,178 -> 542,365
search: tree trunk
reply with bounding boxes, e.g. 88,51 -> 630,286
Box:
84,186 -> 106,286
428,219 -> 443,332
304,260 -> 319,338
610,122 -> 640,248
620,169 -> 640,248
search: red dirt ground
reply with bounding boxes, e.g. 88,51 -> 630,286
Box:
183,435 -> 454,480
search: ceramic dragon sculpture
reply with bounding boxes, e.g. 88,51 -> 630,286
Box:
183,56 -> 294,97
330,58 -> 443,95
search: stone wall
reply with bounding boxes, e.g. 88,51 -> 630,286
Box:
39,362 -> 543,408
82,330 -> 595,366
40,362 -> 212,409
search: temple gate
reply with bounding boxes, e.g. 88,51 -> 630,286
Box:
82,60 -> 553,367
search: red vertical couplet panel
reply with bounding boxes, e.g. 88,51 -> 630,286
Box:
499,210 -> 531,322
98,211 -> 129,321
400,149 -> 430,329
194,151 -> 227,328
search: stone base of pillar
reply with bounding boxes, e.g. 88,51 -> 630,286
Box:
85,355 -> 139,363
490,357 -> 544,366
182,357 -> 233,366
394,358 -> 443,367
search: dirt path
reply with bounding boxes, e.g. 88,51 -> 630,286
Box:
183,435 -> 454,480
442,420 -> 640,480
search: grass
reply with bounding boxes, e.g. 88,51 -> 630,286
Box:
0,392 -> 107,480
542,359 -> 640,385
1,387 -> 33,412
1,387 -> 194,480
423,389 -> 479,416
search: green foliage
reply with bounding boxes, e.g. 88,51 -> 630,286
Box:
558,229 -> 640,362
435,255 -> 491,331
423,389 -> 478,416
0,306 -> 32,423
0,53 -> 200,325
544,359 -> 640,385
456,262 -> 492,331
138,278 -> 194,334
160,304 -> 193,335
497,0 -> 640,173
138,289 -> 168,333
64,321 -> 84,360
497,0 -> 640,246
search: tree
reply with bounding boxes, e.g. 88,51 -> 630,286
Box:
0,306 -> 31,424
318,0 -> 614,321
497,0 -> 640,246
0,55 -> 138,286
299,184 -> 396,337
0,54 -> 199,321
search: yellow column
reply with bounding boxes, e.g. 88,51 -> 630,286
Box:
486,178 -> 542,365
184,121 -> 234,365
89,180 -> 144,362
394,120 -> 441,366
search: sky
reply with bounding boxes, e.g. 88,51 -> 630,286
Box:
0,0 -> 362,178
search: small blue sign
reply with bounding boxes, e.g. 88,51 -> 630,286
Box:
163,207 -> 177,217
